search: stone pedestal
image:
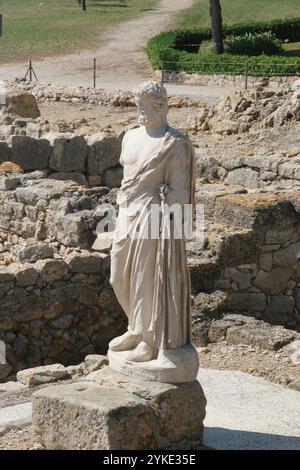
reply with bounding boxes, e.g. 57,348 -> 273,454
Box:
32,367 -> 207,450
108,345 -> 200,383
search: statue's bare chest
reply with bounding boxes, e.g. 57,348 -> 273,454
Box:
121,129 -> 166,169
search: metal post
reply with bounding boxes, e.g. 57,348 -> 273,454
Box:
245,62 -> 248,91
29,60 -> 32,82
93,58 -> 96,89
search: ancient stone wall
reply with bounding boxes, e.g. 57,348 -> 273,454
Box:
192,188 -> 300,331
197,152 -> 300,190
0,134 -> 123,189
0,176 -> 125,381
158,71 -> 299,90
0,250 -> 126,381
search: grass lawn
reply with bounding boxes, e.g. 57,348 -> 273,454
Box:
0,0 -> 158,63
175,0 -> 300,29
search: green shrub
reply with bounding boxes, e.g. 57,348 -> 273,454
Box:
146,17 -> 300,76
199,40 -> 214,54
224,32 -> 282,56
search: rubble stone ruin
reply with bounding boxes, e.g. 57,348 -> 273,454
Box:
0,79 -> 300,386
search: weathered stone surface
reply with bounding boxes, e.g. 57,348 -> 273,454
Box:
224,315 -> 297,350
18,244 -> 54,263
225,168 -> 259,189
66,252 -> 103,273
0,175 -> 20,191
38,259 -> 68,282
84,354 -> 108,372
263,296 -> 295,325
49,136 -> 87,172
225,267 -> 251,290
253,268 -> 290,295
33,368 -> 206,449
258,253 -> 273,271
48,172 -> 88,186
17,364 -> 67,386
103,165 -> 123,188
92,233 -> 113,252
11,136 -> 51,170
273,243 -> 300,267
15,265 -> 38,287
0,381 -> 27,393
227,293 -> 267,313
0,142 -> 10,163
3,91 -> 40,119
87,134 -> 121,175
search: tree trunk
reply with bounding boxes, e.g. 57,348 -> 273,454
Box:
82,0 -> 86,11
210,0 -> 224,54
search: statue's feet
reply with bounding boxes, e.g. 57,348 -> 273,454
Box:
127,340 -> 154,362
109,331 -> 142,352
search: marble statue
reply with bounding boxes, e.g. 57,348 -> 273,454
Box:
108,81 -> 199,382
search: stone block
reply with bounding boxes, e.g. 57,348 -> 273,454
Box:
48,172 -> 88,186
11,136 -> 51,170
87,134 -> 121,175
273,242 -> 300,267
225,168 -> 259,189
263,296 -> 295,325
0,141 -> 10,163
4,91 -> 40,118
49,136 -> 87,172
17,364 -> 67,386
253,268 -> 290,295
18,244 -> 54,263
103,165 -> 123,188
227,292 -> 267,313
32,368 -> 206,450
66,252 -> 103,274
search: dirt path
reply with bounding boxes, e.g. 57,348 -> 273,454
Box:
0,0 -> 226,100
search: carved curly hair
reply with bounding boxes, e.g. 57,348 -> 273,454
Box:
133,81 -> 168,113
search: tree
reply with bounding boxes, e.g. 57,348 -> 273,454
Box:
210,0 -> 224,54
76,0 -> 86,11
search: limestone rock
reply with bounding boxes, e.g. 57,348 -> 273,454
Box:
11,136 -> 51,170
87,134 -> 121,175
225,168 -> 259,189
17,364 -> 67,386
84,354 -> 108,373
0,381 -> 27,393
0,142 -> 10,163
32,368 -> 206,450
48,172 -> 88,186
18,244 -> 54,263
3,91 -> 40,119
66,252 -> 103,273
49,136 -> 87,172
0,161 -> 23,175
103,165 -> 123,188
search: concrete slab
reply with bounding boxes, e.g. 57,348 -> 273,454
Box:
198,368 -> 300,450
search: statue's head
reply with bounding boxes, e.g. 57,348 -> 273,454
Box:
133,81 -> 168,127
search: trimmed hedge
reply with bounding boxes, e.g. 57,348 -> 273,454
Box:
146,18 -> 300,76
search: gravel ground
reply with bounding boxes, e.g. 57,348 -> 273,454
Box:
198,341 -> 300,387
0,425 -> 41,450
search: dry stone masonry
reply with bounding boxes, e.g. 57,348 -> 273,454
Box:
1,79 -> 300,386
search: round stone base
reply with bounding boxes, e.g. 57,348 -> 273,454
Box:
108,345 -> 199,383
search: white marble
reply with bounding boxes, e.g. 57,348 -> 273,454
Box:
108,81 -> 198,382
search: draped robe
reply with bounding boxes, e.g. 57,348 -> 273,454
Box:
110,127 -> 196,350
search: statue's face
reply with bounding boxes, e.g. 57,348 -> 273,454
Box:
135,96 -> 159,126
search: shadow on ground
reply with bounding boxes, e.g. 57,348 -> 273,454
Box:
204,427 -> 300,450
